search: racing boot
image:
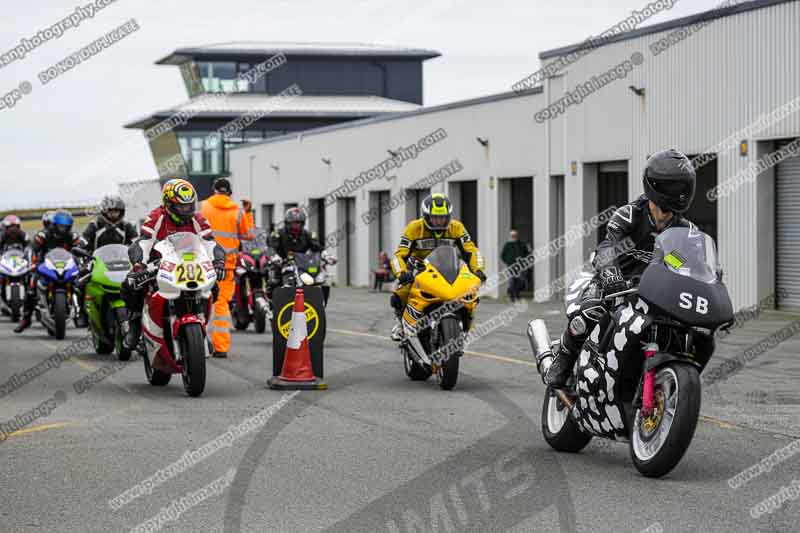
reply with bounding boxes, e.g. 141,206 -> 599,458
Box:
14,313 -> 31,334
124,311 -> 142,351
543,336 -> 579,389
390,316 -> 404,342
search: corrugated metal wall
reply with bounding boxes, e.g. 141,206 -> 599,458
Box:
548,0 -> 800,309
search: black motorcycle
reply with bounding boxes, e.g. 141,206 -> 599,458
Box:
232,244 -> 273,333
527,227 -> 734,477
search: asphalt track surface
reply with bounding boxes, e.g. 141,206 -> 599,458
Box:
1,288 -> 799,532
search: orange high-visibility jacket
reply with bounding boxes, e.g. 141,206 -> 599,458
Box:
201,194 -> 255,268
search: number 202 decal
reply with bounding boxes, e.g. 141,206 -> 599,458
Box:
679,292 -> 709,314
175,263 -> 204,284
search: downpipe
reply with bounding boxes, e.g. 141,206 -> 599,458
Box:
527,319 -> 574,410
527,319 -> 554,377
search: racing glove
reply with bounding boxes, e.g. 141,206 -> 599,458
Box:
398,271 -> 414,285
599,265 -> 626,297
476,271 -> 487,284
213,260 -> 226,282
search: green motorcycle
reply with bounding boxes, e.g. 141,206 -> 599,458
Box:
78,244 -> 133,361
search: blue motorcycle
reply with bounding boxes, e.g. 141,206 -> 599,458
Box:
36,248 -> 79,339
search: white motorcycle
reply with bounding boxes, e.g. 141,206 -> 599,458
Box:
0,247 -> 32,322
138,233 -> 218,397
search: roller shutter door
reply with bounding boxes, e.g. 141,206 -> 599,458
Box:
776,144 -> 800,310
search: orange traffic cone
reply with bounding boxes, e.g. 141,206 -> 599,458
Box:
268,288 -> 327,390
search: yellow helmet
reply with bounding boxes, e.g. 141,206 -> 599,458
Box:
421,193 -> 452,233
162,179 -> 197,224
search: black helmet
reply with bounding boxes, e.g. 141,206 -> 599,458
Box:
643,149 -> 696,214
42,210 -> 56,229
421,193 -> 453,233
284,207 -> 306,236
213,177 -> 232,195
99,195 -> 125,224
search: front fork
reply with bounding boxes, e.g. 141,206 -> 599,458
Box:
641,342 -> 659,417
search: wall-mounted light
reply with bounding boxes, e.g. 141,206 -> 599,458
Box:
571,161 -> 577,176
321,157 -> 331,166
270,163 -> 279,171
740,140 -> 749,157
628,85 -> 645,97
476,137 -> 489,147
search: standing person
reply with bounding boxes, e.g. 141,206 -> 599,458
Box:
242,199 -> 255,231
501,230 -> 531,302
200,178 -> 255,358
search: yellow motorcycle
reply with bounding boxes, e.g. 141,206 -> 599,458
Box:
400,244 -> 481,390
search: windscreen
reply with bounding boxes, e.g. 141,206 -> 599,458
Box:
294,250 -> 321,272
166,232 -> 206,255
93,244 -> 131,271
425,245 -> 462,284
652,226 -> 720,283
46,248 -> 73,263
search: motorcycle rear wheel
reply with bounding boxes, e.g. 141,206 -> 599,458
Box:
436,317 -> 461,391
541,387 -> 592,452
630,363 -> 700,478
180,323 -> 206,397
53,292 -> 67,340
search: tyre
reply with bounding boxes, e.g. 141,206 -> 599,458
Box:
94,328 -> 114,355
541,387 -> 593,452
114,321 -> 132,361
254,300 -> 267,334
10,284 -> 21,322
403,346 -> 431,381
630,363 -> 701,478
436,316 -> 461,391
179,323 -> 206,397
143,353 -> 171,386
53,292 -> 67,340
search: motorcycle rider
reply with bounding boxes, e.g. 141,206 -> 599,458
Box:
15,210 -> 82,333
389,193 -> 487,341
267,207 -> 323,293
121,179 -> 226,353
82,196 -> 138,253
41,210 -> 55,232
541,148 -> 697,388
73,196 -> 139,327
0,215 -> 30,252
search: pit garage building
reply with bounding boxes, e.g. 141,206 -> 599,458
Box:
225,0 -> 799,311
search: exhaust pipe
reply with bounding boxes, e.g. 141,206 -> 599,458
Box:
527,319 -> 554,377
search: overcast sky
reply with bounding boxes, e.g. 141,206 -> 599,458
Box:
0,0 -> 727,210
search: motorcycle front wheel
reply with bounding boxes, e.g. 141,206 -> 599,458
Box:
53,292 -> 67,340
630,363 -> 701,478
436,316 -> 461,391
180,323 -> 207,397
